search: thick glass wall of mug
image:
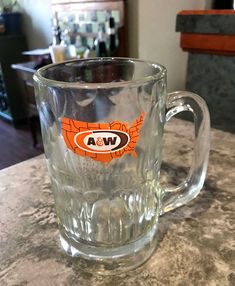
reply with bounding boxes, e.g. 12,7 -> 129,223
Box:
34,60 -> 167,248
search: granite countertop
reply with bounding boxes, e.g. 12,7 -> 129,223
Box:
0,118 -> 234,286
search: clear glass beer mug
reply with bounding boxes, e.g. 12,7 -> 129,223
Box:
33,58 -> 210,274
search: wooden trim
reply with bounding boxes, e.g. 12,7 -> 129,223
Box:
178,10 -> 235,15
180,33 -> 235,55
183,49 -> 235,56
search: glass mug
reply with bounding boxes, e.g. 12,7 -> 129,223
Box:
33,58 -> 210,274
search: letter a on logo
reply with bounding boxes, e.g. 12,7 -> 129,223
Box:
87,137 -> 96,145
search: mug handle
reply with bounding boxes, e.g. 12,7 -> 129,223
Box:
161,91 -> 210,214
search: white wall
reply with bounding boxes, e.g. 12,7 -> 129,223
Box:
138,0 -> 207,91
18,0 -> 52,49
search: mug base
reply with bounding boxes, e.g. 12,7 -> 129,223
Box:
59,225 -> 158,275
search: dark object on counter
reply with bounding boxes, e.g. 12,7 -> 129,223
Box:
96,30 -> 108,57
213,0 -> 234,9
109,17 -> 116,56
52,11 -> 61,45
34,57 -> 52,70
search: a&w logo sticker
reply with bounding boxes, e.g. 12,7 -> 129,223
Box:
61,112 -> 145,163
74,130 -> 130,153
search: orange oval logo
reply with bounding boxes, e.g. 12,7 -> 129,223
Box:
74,130 -> 130,153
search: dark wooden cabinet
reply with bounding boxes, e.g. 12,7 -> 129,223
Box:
0,35 -> 27,124
11,62 -> 39,146
11,62 -> 37,117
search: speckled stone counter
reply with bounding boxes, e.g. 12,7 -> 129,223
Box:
0,118 -> 234,286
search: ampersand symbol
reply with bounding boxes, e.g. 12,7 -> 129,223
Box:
96,137 -> 104,146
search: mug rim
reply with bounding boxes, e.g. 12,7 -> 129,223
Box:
33,57 -> 167,90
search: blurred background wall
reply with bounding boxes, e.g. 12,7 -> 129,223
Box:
18,0 -> 52,49
18,0 -> 209,91
128,0 -> 208,91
